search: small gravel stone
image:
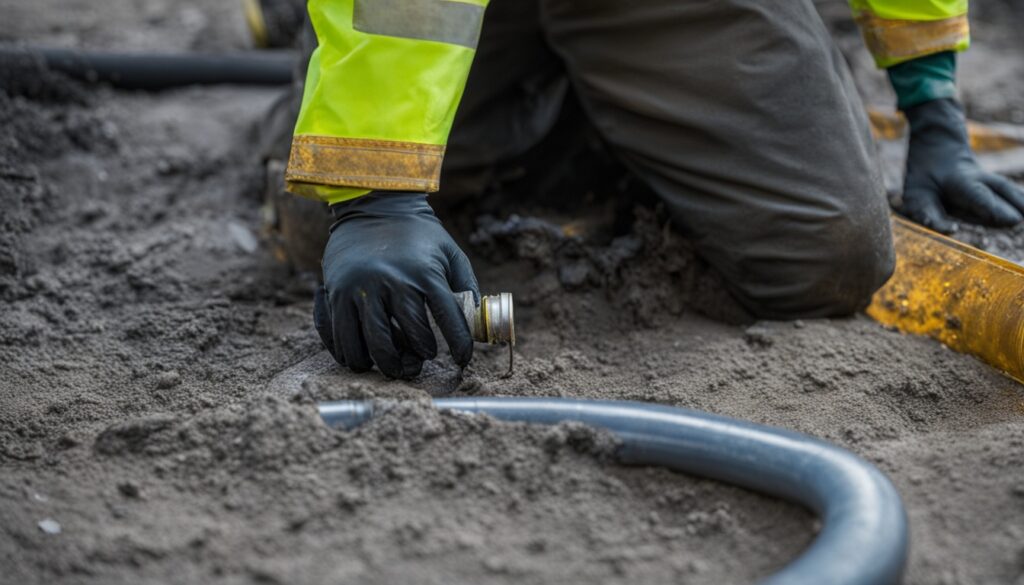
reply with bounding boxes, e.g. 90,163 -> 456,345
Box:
38,518 -> 61,535
155,371 -> 182,389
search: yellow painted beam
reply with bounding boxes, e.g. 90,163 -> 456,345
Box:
242,0 -> 270,48
867,216 -> 1024,383
867,108 -> 1024,153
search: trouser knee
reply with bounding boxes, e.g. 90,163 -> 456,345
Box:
727,217 -> 895,319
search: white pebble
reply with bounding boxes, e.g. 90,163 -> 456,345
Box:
38,518 -> 61,535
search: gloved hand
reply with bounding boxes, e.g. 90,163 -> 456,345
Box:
313,192 -> 479,379
900,98 -> 1024,233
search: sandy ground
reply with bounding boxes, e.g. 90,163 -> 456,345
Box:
2,1 -> 1024,584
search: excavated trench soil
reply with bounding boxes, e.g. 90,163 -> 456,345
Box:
2,1 -> 1024,584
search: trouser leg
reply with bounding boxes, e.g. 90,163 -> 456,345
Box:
542,0 -> 895,318
441,0 -> 566,185
259,17 -> 333,274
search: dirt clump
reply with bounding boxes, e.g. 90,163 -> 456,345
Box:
469,206 -> 751,328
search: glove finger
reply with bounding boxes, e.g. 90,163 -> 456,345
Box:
389,320 -> 425,378
425,282 -> 475,368
946,177 -> 1022,226
358,294 -> 412,379
313,286 -> 340,363
389,291 -> 437,361
445,246 -> 480,302
982,173 -> 1024,216
333,295 -> 372,373
898,187 -> 956,234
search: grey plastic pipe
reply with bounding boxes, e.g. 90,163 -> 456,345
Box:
0,47 -> 295,90
319,397 -> 908,585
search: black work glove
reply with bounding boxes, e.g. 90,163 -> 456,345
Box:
899,98 -> 1024,233
313,192 -> 479,379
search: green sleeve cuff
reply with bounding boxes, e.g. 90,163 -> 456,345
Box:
886,51 -> 958,111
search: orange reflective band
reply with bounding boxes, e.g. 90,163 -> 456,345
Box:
855,12 -> 968,62
285,135 -> 445,193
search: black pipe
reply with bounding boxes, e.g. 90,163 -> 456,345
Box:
0,46 -> 296,90
320,398 -> 909,585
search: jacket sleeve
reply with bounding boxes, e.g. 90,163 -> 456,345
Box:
849,0 -> 969,68
285,0 -> 488,204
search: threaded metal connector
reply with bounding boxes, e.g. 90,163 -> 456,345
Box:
454,291 -> 515,375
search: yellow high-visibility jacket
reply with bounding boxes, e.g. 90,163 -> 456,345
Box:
286,0 -> 970,204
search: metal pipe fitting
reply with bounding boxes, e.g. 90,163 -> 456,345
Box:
319,397 -> 909,585
454,292 -> 515,374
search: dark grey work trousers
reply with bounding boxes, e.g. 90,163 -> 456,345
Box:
443,0 -> 896,318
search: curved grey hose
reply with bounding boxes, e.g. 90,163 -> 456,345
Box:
320,397 -> 908,585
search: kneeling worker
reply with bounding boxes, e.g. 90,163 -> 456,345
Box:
282,0 -> 1024,378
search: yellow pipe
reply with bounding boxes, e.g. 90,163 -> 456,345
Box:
867,216 -> 1024,383
242,0 -> 270,49
867,108 -> 1024,153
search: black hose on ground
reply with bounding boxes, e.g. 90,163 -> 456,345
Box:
320,397 -> 909,585
0,46 -> 296,90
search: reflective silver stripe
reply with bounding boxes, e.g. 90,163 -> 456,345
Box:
353,0 -> 484,49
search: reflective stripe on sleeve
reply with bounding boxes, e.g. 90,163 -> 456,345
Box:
286,135 -> 446,192
353,0 -> 486,49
